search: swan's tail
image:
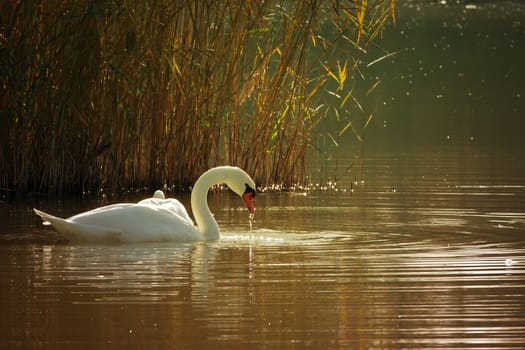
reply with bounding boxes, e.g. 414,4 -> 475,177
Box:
33,208 -> 122,243
34,208 -> 77,241
34,208 -> 63,227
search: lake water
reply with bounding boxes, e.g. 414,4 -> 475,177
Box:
1,147 -> 525,349
2,1 -> 525,349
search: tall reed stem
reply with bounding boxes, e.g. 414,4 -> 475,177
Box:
0,1 -> 394,194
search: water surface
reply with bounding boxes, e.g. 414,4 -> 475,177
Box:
2,149 -> 525,349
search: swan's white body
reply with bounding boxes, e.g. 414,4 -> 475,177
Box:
34,166 -> 256,243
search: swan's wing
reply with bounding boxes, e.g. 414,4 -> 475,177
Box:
72,204 -> 198,241
137,198 -> 167,207
158,199 -> 193,223
75,203 -> 135,215
137,198 -> 193,224
34,209 -> 123,243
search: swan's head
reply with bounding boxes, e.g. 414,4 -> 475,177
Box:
225,167 -> 256,215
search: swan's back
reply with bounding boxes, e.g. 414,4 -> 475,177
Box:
137,197 -> 193,223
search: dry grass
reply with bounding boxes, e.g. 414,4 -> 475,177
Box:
0,0 -> 394,195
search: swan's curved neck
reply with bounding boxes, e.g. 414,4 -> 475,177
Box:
191,168 -> 225,240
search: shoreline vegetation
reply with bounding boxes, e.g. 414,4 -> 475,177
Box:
1,1 -> 394,196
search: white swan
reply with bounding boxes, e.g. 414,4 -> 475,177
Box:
34,166 -> 256,243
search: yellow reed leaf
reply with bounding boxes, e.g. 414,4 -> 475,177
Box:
340,88 -> 354,109
337,60 -> 348,91
322,62 -> 339,84
327,132 -> 339,147
351,123 -> 364,143
309,27 -> 317,47
391,0 -> 396,26
356,0 -> 368,44
306,77 -> 326,102
366,49 -> 403,68
171,57 -> 182,76
339,120 -> 353,137
350,94 -> 364,112
366,79 -> 381,96
364,113 -> 374,129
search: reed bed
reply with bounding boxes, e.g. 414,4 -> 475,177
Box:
0,1 -> 394,195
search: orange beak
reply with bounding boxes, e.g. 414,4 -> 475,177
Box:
242,191 -> 255,214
